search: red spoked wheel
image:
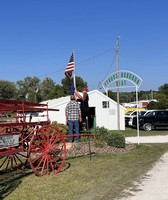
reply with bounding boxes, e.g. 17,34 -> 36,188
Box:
0,150 -> 28,172
0,126 -> 28,172
28,125 -> 66,176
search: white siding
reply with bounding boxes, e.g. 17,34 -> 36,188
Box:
88,90 -> 125,130
42,90 -> 125,130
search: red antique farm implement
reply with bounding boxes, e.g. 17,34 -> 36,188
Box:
0,99 -> 66,176
0,99 -> 95,176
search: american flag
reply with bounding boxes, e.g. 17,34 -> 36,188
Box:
65,52 -> 74,80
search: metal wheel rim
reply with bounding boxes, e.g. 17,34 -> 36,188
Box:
28,125 -> 66,176
144,124 -> 152,131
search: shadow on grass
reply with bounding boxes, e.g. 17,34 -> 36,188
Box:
0,154 -> 95,199
59,153 -> 95,174
59,161 -> 71,174
0,166 -> 34,199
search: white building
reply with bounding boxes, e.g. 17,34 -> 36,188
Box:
122,99 -> 158,108
41,90 -> 125,130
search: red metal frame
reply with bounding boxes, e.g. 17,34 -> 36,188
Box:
0,99 -> 58,126
0,99 -> 96,176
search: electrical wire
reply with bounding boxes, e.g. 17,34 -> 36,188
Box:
38,47 -> 115,78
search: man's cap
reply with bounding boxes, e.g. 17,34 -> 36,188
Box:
82,87 -> 88,92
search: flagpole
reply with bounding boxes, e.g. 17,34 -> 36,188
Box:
73,49 -> 76,88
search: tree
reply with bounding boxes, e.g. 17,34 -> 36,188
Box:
16,76 -> 41,102
61,76 -> 88,95
147,100 -> 168,110
75,76 -> 88,91
0,80 -> 16,99
158,83 -> 168,95
40,77 -> 56,101
52,84 -> 65,98
107,90 -> 117,101
155,93 -> 168,102
147,93 -> 168,109
147,101 -> 159,109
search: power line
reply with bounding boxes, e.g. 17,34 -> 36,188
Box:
38,48 -> 115,78
77,48 -> 114,65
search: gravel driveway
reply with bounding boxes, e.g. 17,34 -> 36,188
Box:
119,136 -> 168,200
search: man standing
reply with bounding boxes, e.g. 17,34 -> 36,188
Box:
65,95 -> 82,142
74,88 -> 89,130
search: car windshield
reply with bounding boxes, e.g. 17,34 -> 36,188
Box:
145,111 -> 156,117
125,111 -> 133,115
139,111 -> 146,116
144,111 -> 152,116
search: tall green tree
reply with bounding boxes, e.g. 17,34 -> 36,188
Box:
40,77 -> 56,101
0,80 -> 16,99
107,90 -> 117,101
158,83 -> 168,95
61,76 -> 88,95
147,87 -> 168,110
16,76 -> 40,102
52,84 -> 65,98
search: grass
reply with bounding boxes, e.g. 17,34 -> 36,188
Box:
122,127 -> 168,137
1,143 -> 168,200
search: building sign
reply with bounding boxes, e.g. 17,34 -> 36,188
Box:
102,70 -> 142,90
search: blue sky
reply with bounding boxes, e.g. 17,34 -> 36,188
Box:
0,0 -> 168,92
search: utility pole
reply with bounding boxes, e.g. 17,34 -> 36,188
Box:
151,90 -> 154,99
116,36 -> 120,130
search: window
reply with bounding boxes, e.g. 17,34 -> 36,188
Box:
102,101 -> 109,108
157,111 -> 167,118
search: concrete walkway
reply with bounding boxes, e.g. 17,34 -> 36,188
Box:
119,151 -> 168,200
119,136 -> 168,200
126,135 -> 168,144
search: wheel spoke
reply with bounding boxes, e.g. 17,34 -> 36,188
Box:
13,155 -> 18,167
46,156 -> 49,175
41,156 -> 47,175
36,134 -> 46,148
0,156 -> 8,168
51,157 -> 61,169
51,135 -> 60,146
30,153 -> 43,164
17,152 -> 28,159
6,156 -> 10,171
49,156 -> 55,172
52,151 -> 64,162
49,129 -> 57,145
51,138 -> 64,149
34,155 -> 45,171
46,127 -> 51,144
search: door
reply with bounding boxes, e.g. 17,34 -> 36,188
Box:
155,111 -> 168,128
88,107 -> 96,129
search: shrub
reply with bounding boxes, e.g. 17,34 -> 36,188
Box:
51,121 -> 68,134
107,132 -> 125,148
80,136 -> 88,142
94,140 -> 106,148
95,126 -> 109,141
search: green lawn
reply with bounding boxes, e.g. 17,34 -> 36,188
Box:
122,127 -> 168,137
1,143 -> 168,200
